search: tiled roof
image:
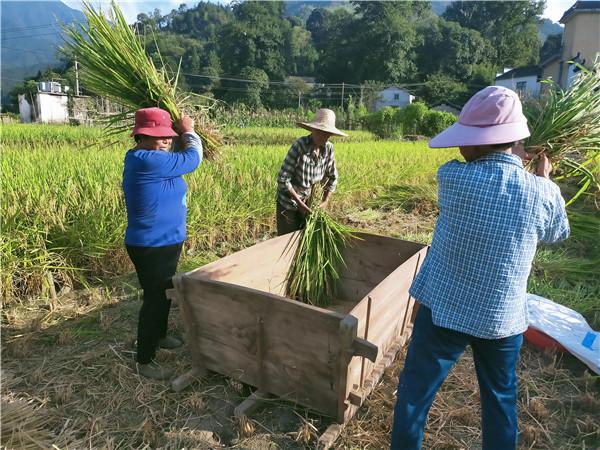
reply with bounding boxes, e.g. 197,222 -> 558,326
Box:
495,66 -> 542,80
560,1 -> 600,23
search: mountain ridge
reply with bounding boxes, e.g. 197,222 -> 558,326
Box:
1,1 -> 86,102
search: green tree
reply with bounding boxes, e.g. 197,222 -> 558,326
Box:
420,73 -> 469,106
421,110 -> 457,137
443,1 -> 544,67
348,1 -> 426,83
415,18 -> 493,81
402,102 -> 429,135
285,25 -> 318,75
306,8 -> 355,82
225,66 -> 269,108
219,1 -> 290,80
166,2 -> 232,41
540,33 -> 562,62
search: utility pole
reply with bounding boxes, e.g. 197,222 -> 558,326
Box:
74,59 -> 80,96
359,84 -> 364,106
341,82 -> 345,110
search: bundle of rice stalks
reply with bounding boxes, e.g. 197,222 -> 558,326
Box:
523,61 -> 600,203
0,399 -> 77,449
62,1 -> 221,158
285,188 -> 357,307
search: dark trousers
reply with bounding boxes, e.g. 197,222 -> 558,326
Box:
126,243 -> 183,364
276,201 -> 306,236
391,306 -> 523,450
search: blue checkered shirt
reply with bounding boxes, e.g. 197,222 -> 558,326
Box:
410,153 -> 570,339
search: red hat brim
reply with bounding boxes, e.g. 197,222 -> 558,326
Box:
131,126 -> 178,138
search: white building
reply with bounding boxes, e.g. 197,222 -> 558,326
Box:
374,86 -> 415,111
18,81 -> 69,123
495,66 -> 542,98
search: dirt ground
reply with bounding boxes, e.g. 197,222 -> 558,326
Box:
2,208 -> 599,449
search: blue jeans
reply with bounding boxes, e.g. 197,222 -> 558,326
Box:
391,306 -> 523,450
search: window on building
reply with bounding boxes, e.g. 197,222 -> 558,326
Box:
516,81 -> 527,92
393,93 -> 400,100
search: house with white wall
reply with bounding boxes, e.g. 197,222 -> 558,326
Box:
495,66 -> 542,98
18,81 -> 92,124
374,87 -> 414,111
18,81 -> 69,123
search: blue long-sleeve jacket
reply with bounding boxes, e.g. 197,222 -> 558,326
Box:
123,132 -> 202,247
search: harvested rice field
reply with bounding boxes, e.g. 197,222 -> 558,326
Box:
2,125 -> 599,449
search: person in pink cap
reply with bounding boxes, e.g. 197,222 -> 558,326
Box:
123,107 -> 203,380
390,86 -> 569,450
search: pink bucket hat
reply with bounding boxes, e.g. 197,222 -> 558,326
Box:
131,107 -> 178,137
429,86 -> 530,148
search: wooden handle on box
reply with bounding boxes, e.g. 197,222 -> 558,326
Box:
352,337 -> 378,362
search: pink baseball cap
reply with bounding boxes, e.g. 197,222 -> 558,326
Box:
429,86 -> 530,148
131,107 -> 178,138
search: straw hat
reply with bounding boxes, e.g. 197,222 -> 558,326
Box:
297,108 -> 348,137
429,86 -> 530,148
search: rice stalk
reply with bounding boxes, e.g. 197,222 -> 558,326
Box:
369,183 -> 438,214
524,60 -> 600,203
524,61 -> 600,157
567,211 -> 600,258
285,185 -> 357,307
61,0 -> 222,158
0,399 -> 82,450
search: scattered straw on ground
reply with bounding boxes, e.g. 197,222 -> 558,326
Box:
2,213 -> 598,449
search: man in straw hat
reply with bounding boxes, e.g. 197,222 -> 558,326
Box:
390,86 -> 569,449
276,108 -> 347,235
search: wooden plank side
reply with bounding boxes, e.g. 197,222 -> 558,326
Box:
359,251 -> 422,384
185,232 -> 298,295
340,234 -> 426,286
180,276 -> 345,417
402,247 -> 428,332
336,277 -> 373,303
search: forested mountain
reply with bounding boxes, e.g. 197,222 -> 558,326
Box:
134,0 -> 547,107
1,1 -> 86,101
4,0 -> 560,110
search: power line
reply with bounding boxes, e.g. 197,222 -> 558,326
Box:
1,44 -> 366,90
1,45 -> 54,54
175,70 -> 365,90
2,32 -> 63,41
2,23 -> 60,33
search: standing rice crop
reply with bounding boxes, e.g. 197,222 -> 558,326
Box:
62,1 -> 221,157
3,130 -> 454,303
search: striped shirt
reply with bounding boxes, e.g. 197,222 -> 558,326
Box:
409,152 -> 570,339
277,135 -> 338,210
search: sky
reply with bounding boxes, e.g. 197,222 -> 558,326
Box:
62,0 -> 196,21
60,0 -> 575,24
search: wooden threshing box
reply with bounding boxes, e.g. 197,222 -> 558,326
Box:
169,232 -> 427,447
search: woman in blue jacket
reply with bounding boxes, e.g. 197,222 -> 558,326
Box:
123,107 -> 202,380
